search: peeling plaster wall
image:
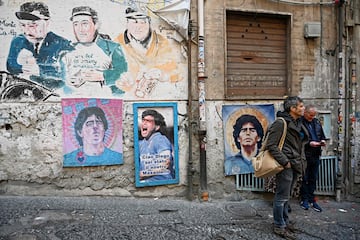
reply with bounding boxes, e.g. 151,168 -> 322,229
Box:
0,101 -> 189,197
0,0 -> 190,197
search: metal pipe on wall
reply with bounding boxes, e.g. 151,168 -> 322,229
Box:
349,55 -> 357,193
343,1 -> 351,198
336,1 -> 345,202
187,18 -> 194,201
197,0 -> 208,200
355,1 -> 360,186
349,0 -> 360,192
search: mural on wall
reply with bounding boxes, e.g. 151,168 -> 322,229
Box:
61,6 -> 128,97
133,102 -> 179,187
0,0 -> 189,101
62,98 -> 123,167
223,104 -> 275,176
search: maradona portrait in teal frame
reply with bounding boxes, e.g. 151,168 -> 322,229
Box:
133,102 -> 179,187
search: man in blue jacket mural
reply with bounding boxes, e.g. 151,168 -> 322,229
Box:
61,6 -> 128,96
6,1 -> 73,89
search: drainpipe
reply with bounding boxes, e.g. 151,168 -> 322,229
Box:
343,16 -> 351,199
197,0 -> 208,201
350,0 -> 360,194
187,19 -> 194,201
336,0 -> 344,202
349,55 -> 356,193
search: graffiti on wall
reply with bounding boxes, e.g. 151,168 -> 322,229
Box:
222,104 -> 275,176
0,0 -> 188,101
133,102 -> 179,187
62,98 -> 123,167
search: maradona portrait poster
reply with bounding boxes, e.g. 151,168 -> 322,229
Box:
133,102 -> 179,187
223,104 -> 275,176
62,98 -> 123,167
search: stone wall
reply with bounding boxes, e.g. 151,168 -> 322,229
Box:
1,0 -> 358,200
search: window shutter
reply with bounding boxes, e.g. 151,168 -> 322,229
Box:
226,12 -> 289,98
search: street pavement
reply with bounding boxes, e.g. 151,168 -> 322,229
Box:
0,195 -> 359,240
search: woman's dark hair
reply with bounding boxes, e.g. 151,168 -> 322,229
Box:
232,114 -> 264,150
74,106 -> 108,146
142,109 -> 167,135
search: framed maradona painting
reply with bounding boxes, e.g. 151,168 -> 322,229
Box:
133,102 -> 179,187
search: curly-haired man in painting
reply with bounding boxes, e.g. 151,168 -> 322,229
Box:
63,106 -> 123,166
225,114 -> 264,175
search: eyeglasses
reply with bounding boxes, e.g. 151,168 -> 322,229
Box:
240,127 -> 257,133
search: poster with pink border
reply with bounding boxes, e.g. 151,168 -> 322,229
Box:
62,98 -> 123,167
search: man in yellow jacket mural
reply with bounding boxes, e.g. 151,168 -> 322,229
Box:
114,7 -> 182,98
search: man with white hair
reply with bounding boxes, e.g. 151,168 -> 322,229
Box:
300,104 -> 327,212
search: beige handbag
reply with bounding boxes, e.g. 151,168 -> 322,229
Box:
252,117 -> 287,178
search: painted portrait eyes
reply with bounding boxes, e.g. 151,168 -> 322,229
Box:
142,118 -> 154,124
20,22 -> 39,28
85,119 -> 103,127
240,128 -> 256,133
128,19 -> 147,25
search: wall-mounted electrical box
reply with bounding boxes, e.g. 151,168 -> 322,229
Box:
304,22 -> 321,38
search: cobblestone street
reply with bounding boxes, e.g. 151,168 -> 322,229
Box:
1,195 -> 359,239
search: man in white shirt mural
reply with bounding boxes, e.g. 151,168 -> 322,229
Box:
61,6 -> 127,96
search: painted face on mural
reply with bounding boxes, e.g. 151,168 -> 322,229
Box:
19,19 -> 49,43
127,18 -> 150,41
72,15 -> 97,43
141,115 -> 159,139
238,122 -> 260,148
78,114 -> 105,146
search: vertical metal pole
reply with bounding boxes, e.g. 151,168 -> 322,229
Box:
350,0 -> 360,191
197,0 -> 208,200
187,19 -> 194,201
336,1 -> 344,202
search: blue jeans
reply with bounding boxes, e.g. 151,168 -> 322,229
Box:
273,168 -> 299,228
300,157 -> 320,203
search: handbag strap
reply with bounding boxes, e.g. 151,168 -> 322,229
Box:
277,117 -> 287,150
260,117 -> 287,151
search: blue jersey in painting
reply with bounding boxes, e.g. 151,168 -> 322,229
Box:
139,132 -> 174,182
224,152 -> 254,175
63,147 -> 123,167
